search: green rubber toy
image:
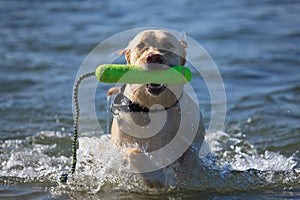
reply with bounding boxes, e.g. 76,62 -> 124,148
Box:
59,64 -> 193,183
95,64 -> 192,84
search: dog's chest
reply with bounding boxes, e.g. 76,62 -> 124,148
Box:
115,107 -> 181,140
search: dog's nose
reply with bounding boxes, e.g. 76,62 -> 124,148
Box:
146,54 -> 165,64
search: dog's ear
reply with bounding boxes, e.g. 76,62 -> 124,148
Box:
179,40 -> 187,65
181,58 -> 186,66
118,48 -> 131,64
179,40 -> 188,48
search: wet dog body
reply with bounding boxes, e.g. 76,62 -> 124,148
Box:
108,30 -> 205,187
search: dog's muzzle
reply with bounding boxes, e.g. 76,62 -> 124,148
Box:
146,83 -> 166,96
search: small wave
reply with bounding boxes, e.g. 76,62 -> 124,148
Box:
63,132 -> 299,193
206,131 -> 298,171
0,131 -> 299,194
0,131 -> 70,181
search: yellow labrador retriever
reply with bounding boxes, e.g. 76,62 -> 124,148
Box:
107,30 -> 205,187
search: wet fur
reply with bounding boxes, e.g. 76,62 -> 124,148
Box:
108,30 -> 205,188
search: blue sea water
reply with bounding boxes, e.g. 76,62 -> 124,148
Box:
0,0 -> 299,199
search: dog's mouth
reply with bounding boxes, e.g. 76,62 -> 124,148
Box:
146,83 -> 166,96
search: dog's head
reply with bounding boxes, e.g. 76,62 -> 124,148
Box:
121,30 -> 188,108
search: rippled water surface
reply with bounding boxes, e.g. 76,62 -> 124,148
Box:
1,0 -> 299,199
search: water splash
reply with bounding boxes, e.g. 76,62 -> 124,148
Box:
205,131 -> 298,171
62,132 -> 299,193
0,131 -> 299,194
0,131 -> 69,181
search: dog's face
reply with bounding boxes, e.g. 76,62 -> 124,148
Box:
122,30 -> 188,108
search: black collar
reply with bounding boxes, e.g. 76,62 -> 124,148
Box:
110,85 -> 180,115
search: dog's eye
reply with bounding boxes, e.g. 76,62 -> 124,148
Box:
164,42 -> 174,50
136,42 -> 145,49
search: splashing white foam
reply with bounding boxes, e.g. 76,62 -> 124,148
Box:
0,131 -> 69,180
64,131 -> 299,193
0,130 -> 298,193
205,131 -> 297,171
230,148 -> 297,171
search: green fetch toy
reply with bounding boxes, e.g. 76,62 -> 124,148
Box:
95,64 -> 192,84
59,64 -> 192,183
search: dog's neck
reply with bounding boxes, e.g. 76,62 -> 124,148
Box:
110,85 -> 180,115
